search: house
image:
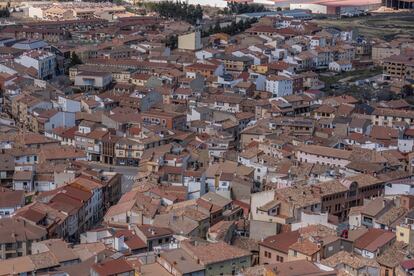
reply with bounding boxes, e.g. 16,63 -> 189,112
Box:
135,224 -> 173,251
157,248 -> 205,276
348,198 -> 394,229
31,109 -> 76,133
91,258 -> 135,276
185,62 -> 224,79
13,170 -> 34,192
266,75 -> 293,97
259,230 -> 300,264
141,110 -> 186,130
329,60 -> 352,72
353,228 -> 396,259
0,188 -> 25,218
321,251 -> 380,276
0,217 -> 47,259
259,260 -> 336,276
0,154 -> 14,186
217,54 -> 254,72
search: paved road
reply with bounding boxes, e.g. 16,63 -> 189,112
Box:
88,162 -> 138,194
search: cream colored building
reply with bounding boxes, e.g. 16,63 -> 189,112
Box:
178,31 -> 202,51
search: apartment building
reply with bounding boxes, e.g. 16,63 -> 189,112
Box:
295,144 -> 352,168
382,54 -> 414,81
266,75 -> 293,97
141,110 -> 187,130
14,50 -> 56,80
372,108 -> 414,127
217,54 -> 254,72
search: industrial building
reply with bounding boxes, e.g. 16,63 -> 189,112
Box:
290,0 -> 381,15
382,0 -> 414,9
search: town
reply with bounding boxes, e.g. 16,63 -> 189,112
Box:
0,0 -> 413,275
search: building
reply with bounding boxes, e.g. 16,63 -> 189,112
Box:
178,31 -> 202,51
382,54 -> 414,81
290,0 -> 381,15
372,108 -> 414,127
141,110 -> 186,130
295,145 -> 352,168
259,231 -> 300,264
329,60 -> 353,72
266,75 -> 293,97
74,71 -> 113,91
14,50 -> 56,80
0,217 -> 47,259
181,241 -> 252,276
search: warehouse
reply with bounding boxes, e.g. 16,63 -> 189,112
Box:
290,0 -> 381,15
382,0 -> 414,9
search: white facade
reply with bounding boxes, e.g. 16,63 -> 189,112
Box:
14,51 -> 56,79
385,181 -> 414,196
290,3 -> 328,14
291,212 -> 337,231
329,61 -> 352,72
195,50 -> 215,60
57,96 -> 81,112
43,111 -> 76,132
266,77 -> 293,97
34,179 -> 56,192
398,139 -> 414,153
75,73 -> 112,89
296,150 -> 351,168
27,6 -> 44,19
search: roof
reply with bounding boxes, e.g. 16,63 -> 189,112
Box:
34,239 -> 79,263
259,230 -> 300,254
136,224 -> 173,239
92,259 -> 134,276
200,192 -> 232,208
182,241 -> 251,265
160,248 -> 204,274
321,251 -> 379,270
0,217 -> 47,244
0,189 -> 24,208
297,144 -> 352,159
289,238 -> 320,256
354,229 -> 395,252
13,170 -> 33,181
265,260 -> 336,276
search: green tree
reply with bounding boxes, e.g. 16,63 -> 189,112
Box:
70,52 -> 82,67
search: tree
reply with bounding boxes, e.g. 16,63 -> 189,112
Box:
0,7 -> 10,18
165,35 -> 178,49
149,1 -> 203,25
70,52 -> 82,67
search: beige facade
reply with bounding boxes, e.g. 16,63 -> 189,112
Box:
372,46 -> 400,63
178,31 -> 202,51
